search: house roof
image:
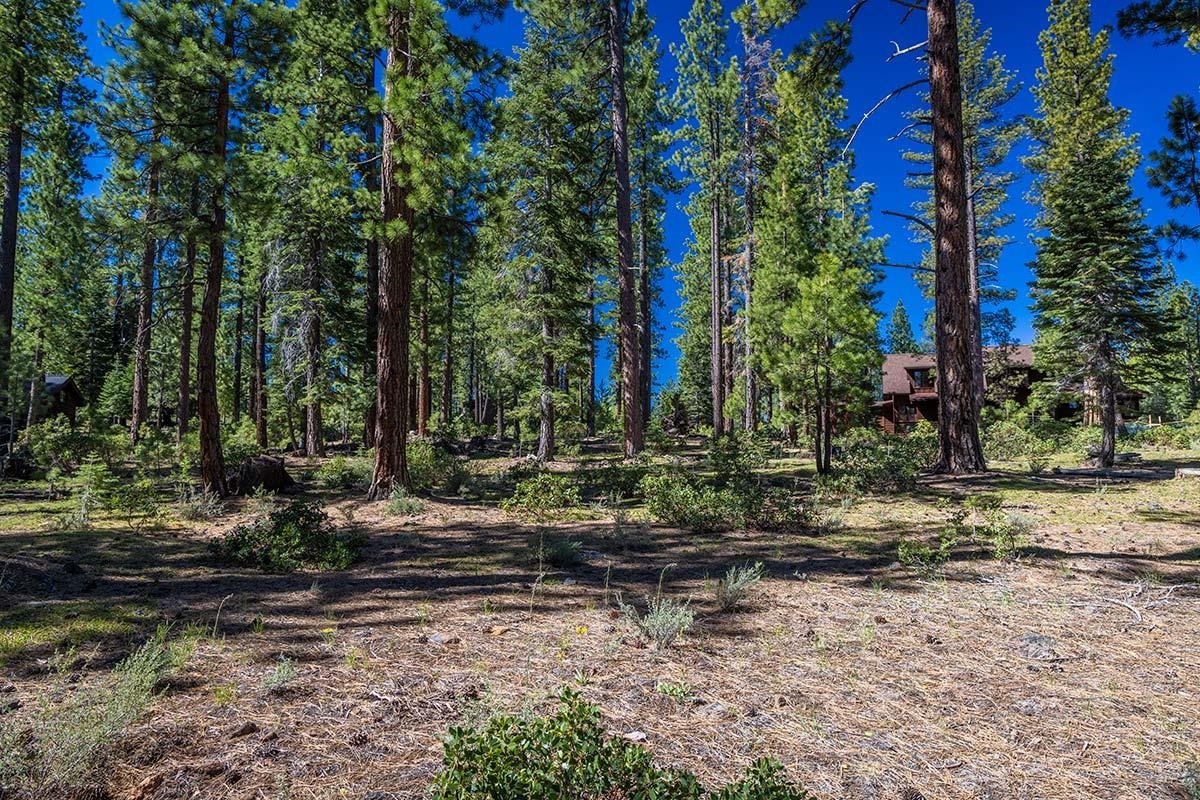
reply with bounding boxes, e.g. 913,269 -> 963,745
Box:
882,345 -> 1035,397
44,375 -> 85,405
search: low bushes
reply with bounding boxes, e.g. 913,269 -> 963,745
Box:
431,690 -> 808,799
834,422 -> 937,494
408,439 -> 467,494
210,500 -> 363,572
500,471 -> 581,516
639,472 -> 734,531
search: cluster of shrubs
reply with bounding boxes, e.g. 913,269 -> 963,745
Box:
431,690 -> 808,799
833,422 -> 938,493
897,493 -> 1035,574
500,470 -> 581,516
210,500 -> 363,572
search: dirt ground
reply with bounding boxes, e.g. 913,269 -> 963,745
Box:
1,448 -> 1198,800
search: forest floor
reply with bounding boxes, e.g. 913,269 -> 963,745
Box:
1,443 -> 1199,800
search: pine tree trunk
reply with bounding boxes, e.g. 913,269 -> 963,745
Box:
232,270 -> 245,425
304,259 -> 323,457
417,271 -> 431,437
637,165 -> 652,431
25,326 -> 43,429
965,155 -> 985,416
928,0 -> 986,474
440,264 -> 454,428
254,274 -> 268,449
587,284 -> 597,436
740,18 -> 758,433
0,43 -> 24,428
177,182 -> 198,442
364,57 -> 380,449
709,122 -> 724,437
368,9 -> 414,499
198,25 -> 233,495
608,0 -> 643,457
130,145 -> 160,446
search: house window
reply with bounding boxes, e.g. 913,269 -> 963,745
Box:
909,368 -> 935,389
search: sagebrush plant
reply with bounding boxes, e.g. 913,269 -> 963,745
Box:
430,689 -> 808,799
619,568 -> 694,649
387,487 -> 426,516
210,500 -> 364,572
0,629 -> 189,797
176,484 -> 225,521
500,471 -> 581,516
529,534 -> 583,569
713,562 -> 764,611
264,656 -> 298,693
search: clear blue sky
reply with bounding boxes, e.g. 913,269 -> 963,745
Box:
77,0 -> 1200,392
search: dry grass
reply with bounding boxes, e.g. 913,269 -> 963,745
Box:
0,451 -> 1197,800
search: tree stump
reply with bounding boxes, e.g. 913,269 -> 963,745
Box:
233,455 -> 294,496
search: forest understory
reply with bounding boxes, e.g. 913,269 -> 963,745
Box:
1,443 -> 1197,800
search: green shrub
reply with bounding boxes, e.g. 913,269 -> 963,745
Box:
528,535 -> 583,569
431,690 -> 807,800
713,562 -> 764,611
639,472 -> 735,531
408,439 -> 466,493
500,471 -> 581,516
897,528 -> 957,575
834,422 -> 936,494
708,431 -> 774,491
745,487 -> 811,532
107,477 -> 161,531
0,629 -> 189,797
210,500 -> 363,572
387,487 -> 426,516
316,455 -> 372,490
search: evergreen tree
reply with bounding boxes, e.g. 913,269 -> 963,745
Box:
1118,0 -> 1200,49
0,0 -> 89,436
1146,94 -> 1200,247
672,0 -> 739,436
489,0 -> 609,461
885,300 -> 920,353
902,1 -> 1020,409
1029,0 -> 1171,467
752,23 -> 882,470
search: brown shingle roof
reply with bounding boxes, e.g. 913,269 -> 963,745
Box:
881,345 -> 1035,397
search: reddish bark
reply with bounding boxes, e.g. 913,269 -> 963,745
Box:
928,0 -> 986,473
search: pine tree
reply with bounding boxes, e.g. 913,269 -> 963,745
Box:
1118,1 -> 1200,49
607,0 -> 642,456
1029,0 -> 1171,467
0,0 -> 89,435
14,81 -> 94,428
673,0 -> 739,436
753,23 -> 882,469
626,0 -> 674,433
489,0 -> 609,461
886,300 -> 920,353
902,0 -> 1020,402
1146,95 -> 1200,246
924,0 -> 987,473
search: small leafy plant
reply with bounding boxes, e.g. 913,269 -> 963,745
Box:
264,656 -> 298,693
316,455 -> 371,490
210,500 -> 363,572
430,690 -> 808,799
